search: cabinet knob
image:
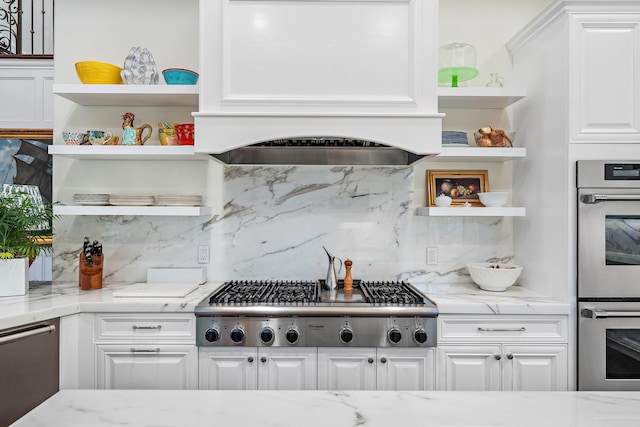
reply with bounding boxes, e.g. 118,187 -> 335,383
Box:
247,356 -> 254,363
494,354 -> 501,360
367,357 -> 374,364
507,354 -> 514,360
380,357 -> 387,364
260,356 -> 267,363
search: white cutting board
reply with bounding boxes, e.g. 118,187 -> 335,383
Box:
113,282 -> 200,298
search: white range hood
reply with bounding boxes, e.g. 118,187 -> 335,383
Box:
194,0 -> 443,165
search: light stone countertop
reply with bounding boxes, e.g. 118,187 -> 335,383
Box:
12,389 -> 640,427
0,281 -> 223,330
415,282 -> 571,315
0,280 -> 569,331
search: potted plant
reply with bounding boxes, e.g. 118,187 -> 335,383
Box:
0,192 -> 53,296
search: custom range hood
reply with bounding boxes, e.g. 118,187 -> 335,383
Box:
193,0 -> 443,166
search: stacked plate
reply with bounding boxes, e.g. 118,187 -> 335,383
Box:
109,195 -> 155,206
73,193 -> 109,206
155,194 -> 202,206
442,131 -> 469,146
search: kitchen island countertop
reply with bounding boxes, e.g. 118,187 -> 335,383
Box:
12,389 -> 640,427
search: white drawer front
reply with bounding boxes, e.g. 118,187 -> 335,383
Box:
438,316 -> 567,343
95,314 -> 195,342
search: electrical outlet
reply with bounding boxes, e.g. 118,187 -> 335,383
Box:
426,247 -> 438,265
198,245 -> 210,264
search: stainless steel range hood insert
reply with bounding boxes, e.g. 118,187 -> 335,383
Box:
208,138 -> 433,166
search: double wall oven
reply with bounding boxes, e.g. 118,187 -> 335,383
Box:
577,160 -> 640,390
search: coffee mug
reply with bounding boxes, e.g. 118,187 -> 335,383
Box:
87,130 -> 113,145
62,131 -> 87,145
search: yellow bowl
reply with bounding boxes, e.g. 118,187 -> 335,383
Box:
75,61 -> 123,84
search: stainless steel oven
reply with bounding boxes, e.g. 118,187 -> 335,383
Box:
577,160 -> 640,390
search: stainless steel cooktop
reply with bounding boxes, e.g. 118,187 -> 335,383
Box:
196,280 -> 438,348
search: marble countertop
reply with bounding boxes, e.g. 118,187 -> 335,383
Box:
0,281 -> 223,330
0,280 -> 569,331
416,282 -> 571,315
12,389 -> 640,427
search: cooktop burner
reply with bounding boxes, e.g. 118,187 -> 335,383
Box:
205,280 -> 429,306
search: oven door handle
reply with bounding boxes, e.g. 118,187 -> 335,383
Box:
581,194 -> 640,204
582,308 -> 640,319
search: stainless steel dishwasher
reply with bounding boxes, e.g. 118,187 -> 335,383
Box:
0,318 -> 59,427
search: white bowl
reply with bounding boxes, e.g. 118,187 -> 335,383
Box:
466,262 -> 523,292
478,192 -> 509,207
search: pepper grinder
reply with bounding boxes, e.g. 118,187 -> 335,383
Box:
343,260 -> 353,292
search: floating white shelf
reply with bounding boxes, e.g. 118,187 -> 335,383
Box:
438,87 -> 526,109
415,206 -> 526,217
53,84 -> 198,107
431,147 -> 527,162
48,145 -> 208,160
54,205 -> 212,217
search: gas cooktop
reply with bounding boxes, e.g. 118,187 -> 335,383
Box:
195,280 -> 438,347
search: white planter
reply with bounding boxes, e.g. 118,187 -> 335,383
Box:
0,257 -> 29,296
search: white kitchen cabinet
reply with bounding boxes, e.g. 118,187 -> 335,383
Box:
318,347 -> 435,391
568,13 -> 640,143
436,315 -> 568,391
198,347 -> 317,390
93,313 -> 198,390
376,347 -> 436,391
317,348 -> 376,390
96,344 -> 198,389
258,347 -> 318,390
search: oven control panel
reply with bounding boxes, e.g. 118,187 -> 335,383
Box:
196,316 -> 437,347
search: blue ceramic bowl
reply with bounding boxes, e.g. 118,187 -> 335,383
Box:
162,68 -> 199,85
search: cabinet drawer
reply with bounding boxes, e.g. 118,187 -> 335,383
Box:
95,313 -> 195,342
438,316 -> 567,343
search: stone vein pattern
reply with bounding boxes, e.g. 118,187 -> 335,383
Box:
53,166 -> 512,284
12,389 -> 640,427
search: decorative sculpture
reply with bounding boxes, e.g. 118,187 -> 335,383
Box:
121,47 -> 159,85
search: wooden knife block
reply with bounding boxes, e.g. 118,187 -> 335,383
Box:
79,253 -> 104,290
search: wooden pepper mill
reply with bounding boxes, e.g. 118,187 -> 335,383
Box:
343,259 -> 353,292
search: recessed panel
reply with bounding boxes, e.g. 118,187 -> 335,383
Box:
226,1 -> 412,101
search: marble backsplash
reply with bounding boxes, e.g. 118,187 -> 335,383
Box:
53,166 -> 513,283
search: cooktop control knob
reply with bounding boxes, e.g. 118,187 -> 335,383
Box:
285,328 -> 299,344
339,327 -> 354,344
230,326 -> 245,344
204,327 -> 220,342
260,327 -> 275,345
388,327 -> 402,344
413,329 -> 428,344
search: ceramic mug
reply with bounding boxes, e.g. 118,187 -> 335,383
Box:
62,131 -> 87,145
86,130 -> 113,145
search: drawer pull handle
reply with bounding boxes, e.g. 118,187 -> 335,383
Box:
478,327 -> 526,332
130,348 -> 160,353
132,325 -> 162,330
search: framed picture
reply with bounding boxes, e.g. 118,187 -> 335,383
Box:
0,129 -> 53,246
427,170 -> 488,206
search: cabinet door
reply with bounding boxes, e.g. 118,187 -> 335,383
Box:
198,347 -> 257,390
437,345 -> 501,391
570,14 -> 640,143
317,348 -> 376,390
258,347 -> 317,390
97,344 -> 198,390
502,344 -> 568,391
377,348 -> 435,391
